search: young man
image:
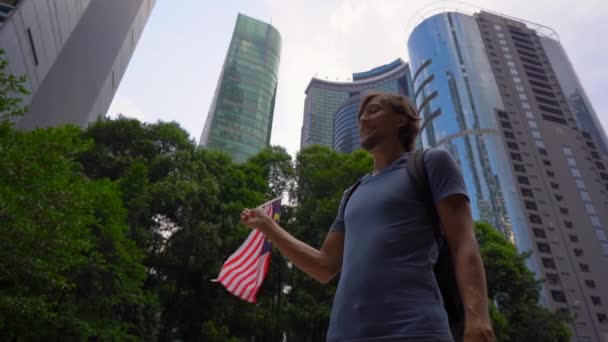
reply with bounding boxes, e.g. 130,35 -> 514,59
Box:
241,93 -> 494,341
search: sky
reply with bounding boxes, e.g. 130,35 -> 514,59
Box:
107,0 -> 608,158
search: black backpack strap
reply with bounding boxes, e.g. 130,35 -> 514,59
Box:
406,149 -> 443,244
340,179 -> 361,218
407,148 -> 465,342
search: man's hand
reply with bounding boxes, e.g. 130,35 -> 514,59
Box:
464,316 -> 494,342
240,207 -> 272,232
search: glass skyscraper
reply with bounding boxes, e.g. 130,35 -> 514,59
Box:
200,13 -> 281,163
301,59 -> 412,152
409,10 -> 608,341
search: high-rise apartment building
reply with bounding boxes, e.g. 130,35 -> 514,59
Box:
408,10 -> 608,341
0,0 -> 155,129
200,13 -> 281,163
301,59 -> 411,152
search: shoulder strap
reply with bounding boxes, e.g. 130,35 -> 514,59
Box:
406,149 -> 443,243
341,179 -> 361,215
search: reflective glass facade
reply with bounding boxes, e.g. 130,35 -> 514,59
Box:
200,13 -> 281,163
301,59 -> 411,152
333,96 -> 362,153
408,12 -> 523,244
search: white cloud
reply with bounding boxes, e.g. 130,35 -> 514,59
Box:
329,1 -> 366,34
106,94 -> 147,122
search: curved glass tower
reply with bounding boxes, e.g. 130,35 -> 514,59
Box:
409,11 -> 608,341
200,13 -> 281,163
409,12 -> 520,240
333,96 -> 362,153
301,59 -> 412,152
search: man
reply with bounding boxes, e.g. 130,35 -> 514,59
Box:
241,93 -> 494,341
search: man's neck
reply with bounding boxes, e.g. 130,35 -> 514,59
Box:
371,143 -> 406,175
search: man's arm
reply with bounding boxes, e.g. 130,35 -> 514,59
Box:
436,194 -> 494,341
241,208 -> 344,284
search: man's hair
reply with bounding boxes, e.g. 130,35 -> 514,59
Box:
358,93 -> 421,152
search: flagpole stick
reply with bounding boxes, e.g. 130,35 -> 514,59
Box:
255,196 -> 283,209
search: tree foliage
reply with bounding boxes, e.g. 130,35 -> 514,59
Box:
0,49 -> 29,123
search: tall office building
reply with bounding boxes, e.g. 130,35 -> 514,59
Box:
301,59 -> 411,152
200,13 -> 281,163
0,0 -> 155,129
408,10 -> 608,341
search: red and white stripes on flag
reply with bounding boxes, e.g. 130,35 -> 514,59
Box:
213,198 -> 281,303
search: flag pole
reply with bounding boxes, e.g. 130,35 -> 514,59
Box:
256,196 -> 283,210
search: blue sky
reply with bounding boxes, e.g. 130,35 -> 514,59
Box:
108,0 -> 608,157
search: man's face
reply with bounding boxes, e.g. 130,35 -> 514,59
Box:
358,98 -> 405,151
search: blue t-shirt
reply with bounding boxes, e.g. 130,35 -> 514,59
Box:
327,148 -> 468,342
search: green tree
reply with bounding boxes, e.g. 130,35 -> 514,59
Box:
0,125 -> 149,340
0,49 -> 29,123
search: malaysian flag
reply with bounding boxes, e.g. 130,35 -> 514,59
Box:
213,197 -> 281,303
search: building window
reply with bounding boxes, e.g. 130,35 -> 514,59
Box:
528,120 -> 538,128
571,168 -> 582,178
537,242 -> 551,253
525,201 -> 538,210
551,290 -> 567,302
576,180 -> 585,189
530,214 -> 543,224
569,235 -> 579,243
555,194 -> 564,201
521,188 -> 534,197
585,280 -> 596,288
598,313 -> 607,323
591,296 -> 602,306
567,157 -> 576,166
564,220 -> 573,228
559,207 -> 569,215
514,164 -> 526,173
511,152 -> 522,161
508,142 -> 519,150
585,203 -> 596,215
546,273 -> 560,285
596,229 -> 607,241
550,182 -> 559,189
546,171 -> 555,178
591,216 -> 601,227
579,263 -> 590,272
533,228 -> 546,238
542,258 -> 556,269
574,248 -> 584,257
518,176 -> 530,185
543,159 -> 552,166
539,148 -> 548,155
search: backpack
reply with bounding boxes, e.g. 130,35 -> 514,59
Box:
342,148 -> 465,341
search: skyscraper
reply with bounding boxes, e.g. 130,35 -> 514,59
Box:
408,10 -> 608,341
0,0 -> 155,129
200,13 -> 281,163
301,58 -> 411,152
